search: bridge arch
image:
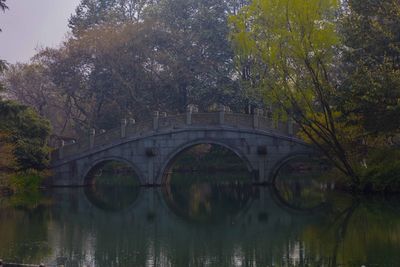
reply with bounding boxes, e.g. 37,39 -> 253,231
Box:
82,156 -> 145,186
268,152 -> 330,214
268,152 -> 320,184
51,113 -> 314,187
157,139 -> 256,185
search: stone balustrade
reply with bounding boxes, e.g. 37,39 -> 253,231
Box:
51,111 -> 297,161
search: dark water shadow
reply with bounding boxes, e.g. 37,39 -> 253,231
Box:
84,184 -> 141,212
83,160 -> 141,212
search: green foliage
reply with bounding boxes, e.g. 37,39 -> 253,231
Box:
11,0 -> 251,137
7,190 -> 48,210
0,59 -> 7,97
230,0 -> 360,182
0,101 -> 51,171
8,170 -> 44,193
69,0 -> 151,35
340,0 -> 400,136
358,149 -> 400,192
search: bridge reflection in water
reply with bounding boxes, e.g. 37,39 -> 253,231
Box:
3,154 -> 400,266
2,181 -> 400,266
45,185 -> 330,267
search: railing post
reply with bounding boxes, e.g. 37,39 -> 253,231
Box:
218,105 -> 225,125
186,106 -> 192,125
89,129 -> 96,149
273,113 -> 278,129
128,118 -> 136,136
153,111 -> 159,130
253,108 -> 262,129
288,116 -> 294,135
59,139 -> 65,159
121,118 -> 127,138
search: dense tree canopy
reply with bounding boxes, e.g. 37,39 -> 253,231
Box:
0,1 -> 51,175
3,0 -> 251,137
230,0 -> 400,185
340,0 -> 400,136
2,0 -> 400,188
230,0 -> 359,181
0,101 -> 51,171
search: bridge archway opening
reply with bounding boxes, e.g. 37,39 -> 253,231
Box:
84,159 -> 141,212
162,143 -> 254,185
161,143 -> 255,223
271,154 -> 332,211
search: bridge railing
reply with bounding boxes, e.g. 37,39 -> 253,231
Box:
52,111 -> 297,161
158,114 -> 186,129
225,113 -> 253,129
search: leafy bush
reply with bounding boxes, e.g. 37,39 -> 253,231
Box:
0,100 -> 51,171
359,149 -> 400,193
8,170 -> 45,193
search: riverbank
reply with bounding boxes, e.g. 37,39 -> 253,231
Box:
0,260 -> 45,267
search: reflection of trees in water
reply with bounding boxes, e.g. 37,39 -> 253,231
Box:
164,145 -> 254,223
273,156 -> 334,212
83,161 -> 141,212
273,180 -> 331,213
165,181 -> 256,223
0,207 -> 51,264
5,135 -> 399,266
85,161 -> 140,186
3,173 -> 400,266
303,196 -> 400,267
272,156 -> 400,266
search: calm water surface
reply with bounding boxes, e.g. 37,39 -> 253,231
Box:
1,154 -> 400,266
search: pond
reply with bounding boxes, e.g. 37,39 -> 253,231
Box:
1,145 -> 400,266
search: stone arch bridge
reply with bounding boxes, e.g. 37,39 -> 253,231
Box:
50,111 -> 314,186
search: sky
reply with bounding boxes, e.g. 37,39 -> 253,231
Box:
0,0 -> 81,64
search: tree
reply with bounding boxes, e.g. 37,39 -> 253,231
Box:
0,101 -> 51,171
2,0 -> 252,139
69,0 -> 153,36
0,60 -> 6,95
30,0 -> 251,136
3,62 -> 76,136
0,0 -> 8,32
340,0 -> 400,137
144,0 -> 243,111
0,131 -> 16,176
0,0 -> 51,177
36,21 -> 169,133
230,0 -> 359,183
0,0 -> 7,11
0,0 -> 8,76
